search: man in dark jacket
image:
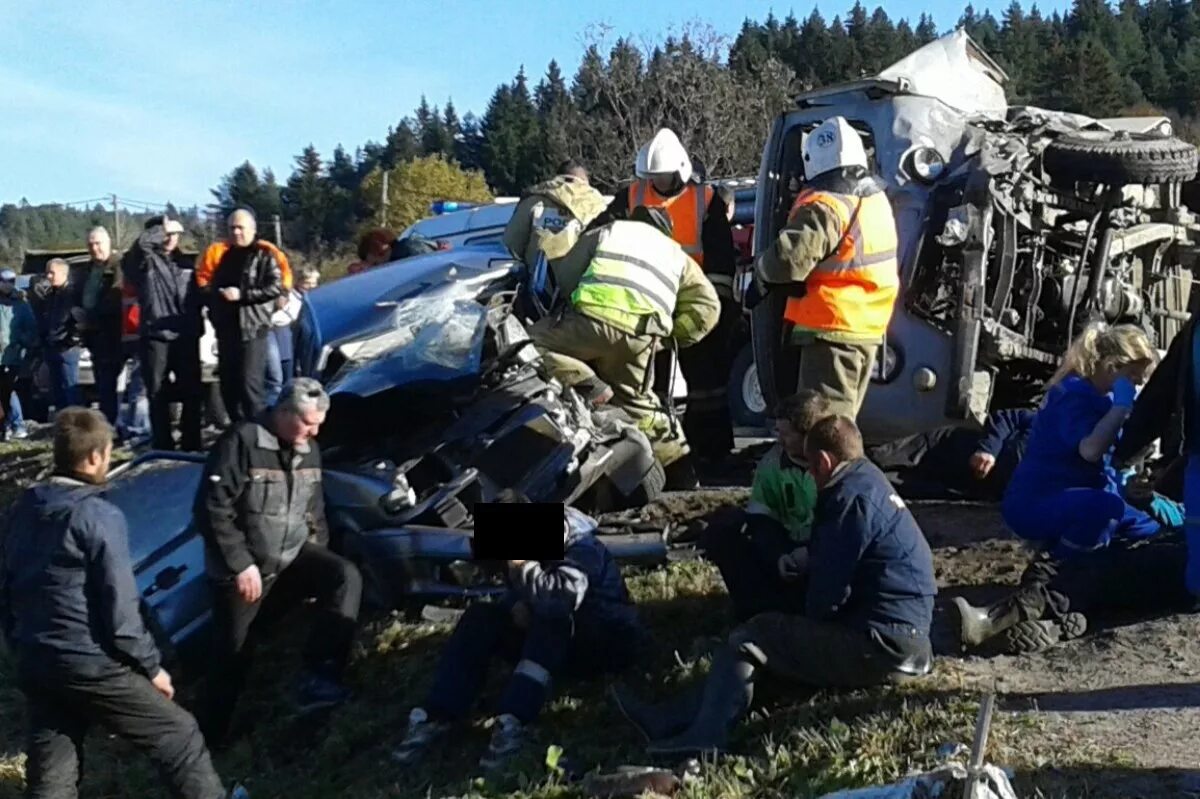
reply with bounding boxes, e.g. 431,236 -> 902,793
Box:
76,227 -> 126,425
195,209 -> 285,423
194,378 -> 361,746
392,502 -> 645,770
31,258 -> 85,411
0,408 -> 236,799
614,415 -> 936,756
122,216 -> 203,450
0,269 -> 37,441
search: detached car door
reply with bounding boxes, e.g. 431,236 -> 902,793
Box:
102,455 -> 212,678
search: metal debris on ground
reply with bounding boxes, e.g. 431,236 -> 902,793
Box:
817,694 -> 1018,799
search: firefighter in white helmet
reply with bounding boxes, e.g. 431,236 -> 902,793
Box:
591,128 -> 739,467
754,116 -> 900,420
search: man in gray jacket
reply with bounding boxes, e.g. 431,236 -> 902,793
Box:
194,378 -> 361,747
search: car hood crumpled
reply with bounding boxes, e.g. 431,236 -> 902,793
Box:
323,278 -> 491,398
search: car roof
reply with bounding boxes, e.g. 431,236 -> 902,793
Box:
402,201 -> 520,240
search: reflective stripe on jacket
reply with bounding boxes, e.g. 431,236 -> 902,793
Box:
783,188 -> 899,340
628,181 -> 713,265
571,220 -> 690,337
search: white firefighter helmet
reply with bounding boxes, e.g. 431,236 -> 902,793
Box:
803,116 -> 868,179
635,128 -> 693,183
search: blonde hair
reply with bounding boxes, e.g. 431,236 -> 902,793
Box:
1050,322 -> 1157,386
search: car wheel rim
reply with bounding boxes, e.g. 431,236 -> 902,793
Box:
743,365 -> 766,415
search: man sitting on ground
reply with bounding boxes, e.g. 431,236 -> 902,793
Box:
700,390 -> 830,622
392,499 -> 645,770
614,415 -> 937,756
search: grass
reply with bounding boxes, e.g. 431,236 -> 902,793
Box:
0,443 -> 1183,798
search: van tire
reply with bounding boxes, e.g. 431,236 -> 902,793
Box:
727,343 -> 767,429
1043,134 -> 1198,185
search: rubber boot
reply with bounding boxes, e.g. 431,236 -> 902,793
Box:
610,683 -> 703,743
1001,612 -> 1088,654
645,646 -> 756,756
949,583 -> 1049,650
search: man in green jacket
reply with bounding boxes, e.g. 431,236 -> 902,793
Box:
529,206 -> 720,483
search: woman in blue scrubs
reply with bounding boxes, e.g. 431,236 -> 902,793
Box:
1002,324 -> 1160,556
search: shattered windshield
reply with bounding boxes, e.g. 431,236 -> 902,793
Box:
324,279 -> 489,397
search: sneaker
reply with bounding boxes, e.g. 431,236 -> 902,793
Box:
391,707 -> 450,765
294,672 -> 352,714
9,425 -> 27,440
479,714 -> 525,770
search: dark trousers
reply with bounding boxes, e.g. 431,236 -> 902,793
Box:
700,509 -> 805,622
20,665 -> 225,799
677,301 -> 738,458
730,614 -> 929,688
142,336 -> 203,451
0,365 -> 15,429
91,356 -> 121,425
200,543 -> 362,744
216,330 -> 269,423
1030,536 -> 1195,617
45,346 -> 81,410
425,602 -> 639,725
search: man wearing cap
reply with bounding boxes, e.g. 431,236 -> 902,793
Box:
528,206 -> 720,486
0,268 -> 37,441
122,216 -> 203,450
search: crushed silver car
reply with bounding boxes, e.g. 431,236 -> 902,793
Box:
752,30 -> 1200,442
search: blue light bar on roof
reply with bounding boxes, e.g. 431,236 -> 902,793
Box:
430,200 -> 481,215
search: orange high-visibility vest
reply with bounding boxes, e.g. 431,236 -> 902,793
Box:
627,180 -> 713,267
783,188 -> 899,340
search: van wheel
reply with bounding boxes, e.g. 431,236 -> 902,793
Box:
727,343 -> 767,429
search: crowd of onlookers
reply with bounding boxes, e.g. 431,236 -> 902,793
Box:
0,210 -> 321,448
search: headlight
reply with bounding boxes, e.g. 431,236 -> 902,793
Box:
905,146 -> 946,184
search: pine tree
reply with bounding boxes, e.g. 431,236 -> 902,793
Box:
282,145 -> 328,250
456,112 -> 486,172
916,13 -> 938,44
480,67 -> 542,194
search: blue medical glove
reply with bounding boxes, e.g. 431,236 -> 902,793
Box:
1110,376 -> 1137,409
1148,494 -> 1185,530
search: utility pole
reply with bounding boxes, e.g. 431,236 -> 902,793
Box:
111,194 -> 121,248
272,214 -> 282,246
380,170 -> 389,226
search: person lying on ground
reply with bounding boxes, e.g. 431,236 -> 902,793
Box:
950,323 -> 1196,656
1,408 -> 243,799
194,378 -> 362,749
699,390 -> 830,622
613,415 -> 937,757
392,498 -> 646,771
867,408 -> 1034,501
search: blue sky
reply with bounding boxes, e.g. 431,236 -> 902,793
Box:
0,0 -> 1071,209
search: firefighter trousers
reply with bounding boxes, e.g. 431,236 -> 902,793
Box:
676,300 -> 738,459
528,308 -> 688,462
